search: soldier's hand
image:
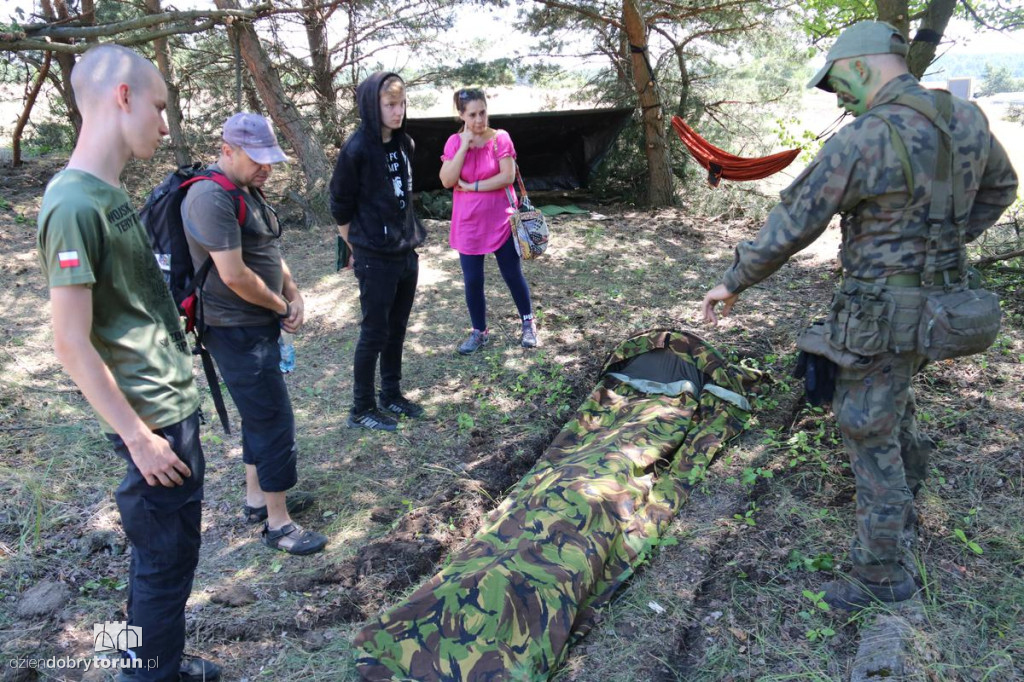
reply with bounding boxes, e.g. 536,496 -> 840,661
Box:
125,430 -> 191,488
702,284 -> 739,325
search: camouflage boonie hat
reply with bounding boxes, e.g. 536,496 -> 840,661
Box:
807,20 -> 909,92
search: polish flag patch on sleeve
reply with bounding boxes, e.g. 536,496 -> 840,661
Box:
58,250 -> 80,269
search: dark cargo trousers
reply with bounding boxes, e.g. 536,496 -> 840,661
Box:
108,411 -> 204,682
203,323 -> 298,493
833,351 -> 932,583
351,249 -> 419,413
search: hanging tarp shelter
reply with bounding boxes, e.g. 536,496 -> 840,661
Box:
354,329 -> 765,681
405,108 -> 633,192
671,115 -> 801,187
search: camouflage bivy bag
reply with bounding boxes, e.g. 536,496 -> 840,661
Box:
354,330 -> 764,681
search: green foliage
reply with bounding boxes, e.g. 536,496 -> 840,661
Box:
975,63 -> 1024,97
733,501 -> 758,526
801,588 -> 831,612
1008,105 -> 1024,127
415,190 -> 453,220
786,550 -> 836,573
456,412 -> 475,432
952,527 -> 984,555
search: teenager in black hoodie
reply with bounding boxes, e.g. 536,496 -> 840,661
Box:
330,72 -> 427,431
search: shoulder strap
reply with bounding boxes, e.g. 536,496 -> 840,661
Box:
869,114 -> 914,206
180,171 -> 248,226
884,90 -> 963,286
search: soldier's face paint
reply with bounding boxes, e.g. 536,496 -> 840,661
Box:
827,62 -> 871,117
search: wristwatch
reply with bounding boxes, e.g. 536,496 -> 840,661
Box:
279,300 -> 291,319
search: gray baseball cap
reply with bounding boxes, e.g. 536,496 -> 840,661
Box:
222,112 -> 289,164
807,21 -> 909,92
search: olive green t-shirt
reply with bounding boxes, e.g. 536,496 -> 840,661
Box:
37,169 -> 200,433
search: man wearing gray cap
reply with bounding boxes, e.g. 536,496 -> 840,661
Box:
701,21 -> 1017,609
183,112 -> 327,555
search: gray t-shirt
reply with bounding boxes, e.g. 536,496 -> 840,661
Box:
182,165 -> 284,327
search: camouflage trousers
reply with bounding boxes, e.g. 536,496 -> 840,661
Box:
832,351 -> 933,583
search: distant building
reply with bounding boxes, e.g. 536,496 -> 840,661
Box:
947,77 -> 973,99
922,77 -> 974,99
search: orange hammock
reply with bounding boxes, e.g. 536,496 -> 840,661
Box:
671,115 -> 801,188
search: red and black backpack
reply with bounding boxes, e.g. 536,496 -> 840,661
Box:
139,163 -> 251,433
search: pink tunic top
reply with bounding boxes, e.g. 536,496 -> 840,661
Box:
441,130 -> 518,255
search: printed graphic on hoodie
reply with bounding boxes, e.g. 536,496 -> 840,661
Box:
385,137 -> 406,210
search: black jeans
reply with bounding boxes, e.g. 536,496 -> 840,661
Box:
204,323 -> 298,492
108,411 -> 203,682
352,249 -> 419,413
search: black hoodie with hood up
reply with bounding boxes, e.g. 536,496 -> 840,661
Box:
329,72 -> 426,257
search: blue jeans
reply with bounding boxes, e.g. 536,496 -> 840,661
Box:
459,233 -> 532,331
352,249 -> 419,413
108,411 -> 203,682
204,323 -> 298,492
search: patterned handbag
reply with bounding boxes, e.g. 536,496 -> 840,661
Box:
504,165 -> 549,260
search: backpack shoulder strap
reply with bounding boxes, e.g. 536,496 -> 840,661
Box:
179,171 -> 248,226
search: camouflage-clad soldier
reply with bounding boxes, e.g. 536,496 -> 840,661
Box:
701,21 -> 1018,610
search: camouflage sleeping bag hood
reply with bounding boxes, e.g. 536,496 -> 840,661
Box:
355,329 -> 765,681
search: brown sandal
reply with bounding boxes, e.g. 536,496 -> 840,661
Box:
261,522 -> 327,556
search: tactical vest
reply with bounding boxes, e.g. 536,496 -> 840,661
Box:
856,90 -> 1002,360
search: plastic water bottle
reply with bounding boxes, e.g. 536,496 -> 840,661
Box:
279,331 -> 296,374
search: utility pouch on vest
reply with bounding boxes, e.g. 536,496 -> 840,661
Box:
827,287 -> 894,358
918,288 -> 1001,361
798,320 -> 867,369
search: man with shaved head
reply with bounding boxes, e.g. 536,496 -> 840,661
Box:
37,45 -> 220,681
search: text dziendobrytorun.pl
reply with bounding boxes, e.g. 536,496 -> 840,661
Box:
8,655 -> 158,672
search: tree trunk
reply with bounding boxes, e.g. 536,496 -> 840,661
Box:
145,0 -> 191,167
40,0 -> 81,133
875,0 -> 910,37
622,0 -> 675,206
12,52 -> 52,166
214,0 -> 331,227
675,44 -> 690,119
906,0 -> 957,79
302,0 -> 339,145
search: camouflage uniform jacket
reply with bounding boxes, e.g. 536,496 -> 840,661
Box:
721,73 -> 1018,294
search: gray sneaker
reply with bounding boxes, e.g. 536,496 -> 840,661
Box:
521,318 -> 538,348
458,329 -> 489,355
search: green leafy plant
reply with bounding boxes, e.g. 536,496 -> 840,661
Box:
786,550 -> 835,573
801,589 -> 831,612
953,527 -> 984,555
456,412 -> 475,432
733,502 -> 758,527
806,625 -> 836,641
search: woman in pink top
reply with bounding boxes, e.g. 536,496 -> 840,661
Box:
440,88 -> 538,354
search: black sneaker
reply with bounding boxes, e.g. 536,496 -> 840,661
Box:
117,655 -> 220,681
379,394 -> 424,419
347,408 -> 398,431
